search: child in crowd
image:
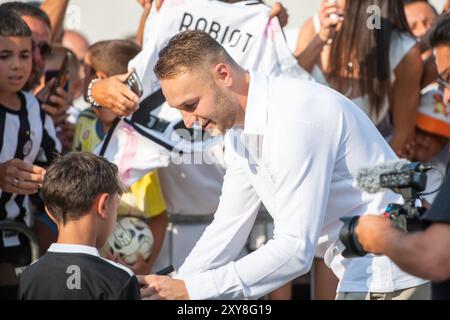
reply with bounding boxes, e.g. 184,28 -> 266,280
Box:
18,152 -> 140,300
0,8 -> 61,299
74,40 -> 168,275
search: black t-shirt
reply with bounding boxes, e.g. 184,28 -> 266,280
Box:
18,244 -> 140,300
422,161 -> 450,223
421,161 -> 450,299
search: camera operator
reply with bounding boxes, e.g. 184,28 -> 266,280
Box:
355,13 -> 450,298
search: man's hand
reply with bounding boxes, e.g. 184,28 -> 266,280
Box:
354,215 -> 399,255
270,2 -> 289,28
0,159 -> 46,195
138,274 -> 190,300
91,70 -> 140,117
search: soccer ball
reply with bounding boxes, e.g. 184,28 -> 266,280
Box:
107,217 -> 154,265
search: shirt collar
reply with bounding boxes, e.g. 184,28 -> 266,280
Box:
48,243 -> 101,257
243,71 -> 270,136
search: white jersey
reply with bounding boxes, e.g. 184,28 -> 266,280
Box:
96,0 -> 310,213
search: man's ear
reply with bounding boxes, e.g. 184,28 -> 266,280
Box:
213,63 -> 233,87
96,193 -> 110,220
45,206 -> 59,225
95,71 -> 109,80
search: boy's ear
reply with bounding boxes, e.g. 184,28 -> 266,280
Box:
96,193 -> 110,220
45,206 -> 59,225
95,71 -> 109,80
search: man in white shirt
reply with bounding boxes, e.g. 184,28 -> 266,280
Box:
93,0 -> 307,278
138,30 -> 430,300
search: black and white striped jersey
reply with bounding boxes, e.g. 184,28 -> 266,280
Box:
0,91 -> 61,226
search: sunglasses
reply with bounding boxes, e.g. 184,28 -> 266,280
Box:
32,41 -> 52,60
436,67 -> 450,91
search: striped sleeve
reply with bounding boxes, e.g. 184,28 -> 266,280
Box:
35,107 -> 61,167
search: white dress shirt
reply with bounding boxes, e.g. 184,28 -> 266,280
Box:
176,71 -> 428,299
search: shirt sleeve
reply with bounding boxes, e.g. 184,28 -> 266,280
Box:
176,147 -> 262,299
129,170 -> 166,218
178,120 -> 339,299
35,108 -> 61,167
115,276 -> 141,300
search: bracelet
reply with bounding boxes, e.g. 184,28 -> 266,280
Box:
86,78 -> 101,109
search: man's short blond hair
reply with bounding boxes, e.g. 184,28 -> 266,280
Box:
154,30 -> 237,80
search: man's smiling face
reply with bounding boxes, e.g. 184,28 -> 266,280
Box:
160,67 -> 238,136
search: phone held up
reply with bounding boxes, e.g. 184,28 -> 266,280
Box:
123,70 -> 144,98
44,52 -> 70,106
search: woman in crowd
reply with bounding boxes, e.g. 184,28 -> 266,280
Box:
295,0 -> 423,157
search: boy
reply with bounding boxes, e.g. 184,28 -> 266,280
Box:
0,9 -> 61,299
18,152 -> 141,300
74,40 -> 168,275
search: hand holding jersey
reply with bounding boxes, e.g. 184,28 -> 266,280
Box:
95,0 -> 310,187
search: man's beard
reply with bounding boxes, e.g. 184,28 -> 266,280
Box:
210,86 -> 236,135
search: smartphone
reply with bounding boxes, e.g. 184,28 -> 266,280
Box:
155,265 -> 175,276
123,70 -> 144,98
45,52 -> 70,105
45,70 -> 69,92
327,0 -> 339,23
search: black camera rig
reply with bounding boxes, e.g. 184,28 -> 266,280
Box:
339,162 -> 433,258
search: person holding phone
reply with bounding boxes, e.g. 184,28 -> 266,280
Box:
75,40 -> 168,276
0,9 -> 61,299
0,2 -> 71,130
295,0 -> 422,158
88,0 -> 292,116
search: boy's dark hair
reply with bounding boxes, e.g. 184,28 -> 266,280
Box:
0,1 -> 51,30
429,13 -> 450,47
0,8 -> 32,38
88,40 -> 141,76
43,152 -> 123,224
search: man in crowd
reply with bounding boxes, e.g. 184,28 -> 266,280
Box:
137,30 -> 429,300
355,13 -> 450,299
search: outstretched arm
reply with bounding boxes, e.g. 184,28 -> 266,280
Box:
40,0 -> 69,43
356,216 -> 450,282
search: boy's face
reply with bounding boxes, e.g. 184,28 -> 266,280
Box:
93,107 -> 117,127
412,129 -> 448,162
97,192 -> 119,249
0,36 -> 32,94
404,2 -> 437,38
82,53 -> 95,101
